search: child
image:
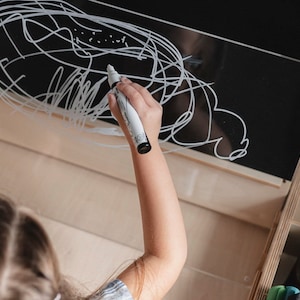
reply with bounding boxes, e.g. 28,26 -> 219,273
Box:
0,78 -> 187,299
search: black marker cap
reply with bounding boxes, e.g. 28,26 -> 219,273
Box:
137,142 -> 152,154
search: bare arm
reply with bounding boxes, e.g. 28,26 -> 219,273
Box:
108,78 -> 187,300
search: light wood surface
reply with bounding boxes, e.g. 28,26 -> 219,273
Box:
0,99 -> 290,228
0,98 -> 293,299
252,160 -> 300,300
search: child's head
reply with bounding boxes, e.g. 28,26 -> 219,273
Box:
0,195 -> 142,300
0,195 -> 61,300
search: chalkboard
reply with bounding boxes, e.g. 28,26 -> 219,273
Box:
0,0 -> 299,180
103,0 -> 300,62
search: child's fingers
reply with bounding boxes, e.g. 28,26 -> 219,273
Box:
118,78 -> 159,108
120,77 -> 132,84
108,92 -> 122,120
130,82 -> 158,107
116,81 -> 145,111
108,92 -> 132,139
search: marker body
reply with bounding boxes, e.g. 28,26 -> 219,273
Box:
107,64 -> 151,154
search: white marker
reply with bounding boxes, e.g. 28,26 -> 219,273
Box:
107,64 -> 151,154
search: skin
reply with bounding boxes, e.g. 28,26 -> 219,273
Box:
108,78 -> 187,300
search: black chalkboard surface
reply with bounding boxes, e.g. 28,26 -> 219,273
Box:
102,0 -> 300,62
0,0 -> 299,180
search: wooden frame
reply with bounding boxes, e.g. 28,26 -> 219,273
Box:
0,97 -> 296,299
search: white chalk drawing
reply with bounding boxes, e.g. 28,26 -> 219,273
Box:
0,0 -> 249,160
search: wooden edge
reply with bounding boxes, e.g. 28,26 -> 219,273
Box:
0,93 -> 286,188
250,158 -> 300,299
161,142 -> 285,188
0,96 -> 291,229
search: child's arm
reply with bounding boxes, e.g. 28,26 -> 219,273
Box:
108,78 -> 187,300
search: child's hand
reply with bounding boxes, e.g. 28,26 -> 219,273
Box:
108,78 -> 162,148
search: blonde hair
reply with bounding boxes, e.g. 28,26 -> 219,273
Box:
0,195 -> 144,300
0,195 -> 85,300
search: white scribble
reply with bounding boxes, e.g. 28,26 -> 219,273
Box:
0,0 -> 249,160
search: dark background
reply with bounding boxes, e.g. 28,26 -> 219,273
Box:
97,0 -> 300,180
100,0 -> 300,61
0,0 -> 299,180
